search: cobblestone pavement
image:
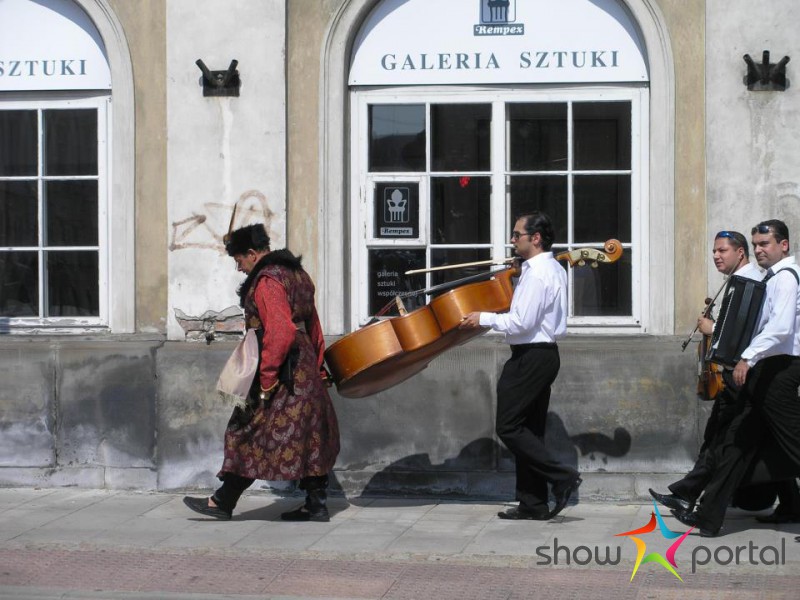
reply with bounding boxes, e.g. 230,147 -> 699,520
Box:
1,488 -> 800,599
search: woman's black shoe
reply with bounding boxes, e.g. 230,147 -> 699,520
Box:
280,505 -> 330,522
497,506 -> 551,520
183,496 -> 232,520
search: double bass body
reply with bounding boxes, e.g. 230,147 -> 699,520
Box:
325,268 -> 516,398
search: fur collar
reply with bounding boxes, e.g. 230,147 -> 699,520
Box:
237,249 -> 303,306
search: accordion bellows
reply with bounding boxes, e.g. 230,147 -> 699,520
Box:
707,275 -> 767,368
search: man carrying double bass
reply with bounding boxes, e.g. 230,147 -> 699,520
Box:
650,230 -> 762,518
460,212 -> 581,520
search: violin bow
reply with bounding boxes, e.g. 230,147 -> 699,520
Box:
679,262 -> 739,351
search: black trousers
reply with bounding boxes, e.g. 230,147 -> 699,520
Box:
495,344 -> 578,510
696,355 -> 800,530
669,370 -> 740,503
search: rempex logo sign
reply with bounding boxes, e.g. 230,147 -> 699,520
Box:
475,0 -> 524,36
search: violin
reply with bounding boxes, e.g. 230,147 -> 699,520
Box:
324,240 -> 623,398
696,297 -> 725,401
680,266 -> 736,401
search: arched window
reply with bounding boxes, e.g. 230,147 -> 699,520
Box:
0,0 -> 132,332
346,0 -> 649,332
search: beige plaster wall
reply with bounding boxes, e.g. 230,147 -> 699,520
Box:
658,0 -> 706,333
287,0 -> 344,284
108,0 -> 168,333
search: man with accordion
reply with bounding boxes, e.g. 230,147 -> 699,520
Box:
672,220 -> 800,536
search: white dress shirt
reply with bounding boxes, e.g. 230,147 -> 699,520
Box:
478,252 -> 568,345
740,255 -> 800,366
733,261 -> 763,282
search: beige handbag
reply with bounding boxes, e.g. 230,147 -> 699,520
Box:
216,329 -> 259,407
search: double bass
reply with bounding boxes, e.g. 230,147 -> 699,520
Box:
324,240 -> 623,398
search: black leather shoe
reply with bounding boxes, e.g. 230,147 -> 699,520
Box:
497,506 -> 551,521
550,476 -> 582,518
671,509 -> 720,537
183,496 -> 232,520
649,488 -> 694,516
755,510 -> 800,524
280,505 -> 330,522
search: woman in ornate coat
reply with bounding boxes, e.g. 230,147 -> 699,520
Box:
184,224 -> 340,522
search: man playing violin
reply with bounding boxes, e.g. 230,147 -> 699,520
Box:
460,212 -> 581,520
650,230 -> 763,518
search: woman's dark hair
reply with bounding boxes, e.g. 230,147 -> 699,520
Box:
225,224 -> 271,256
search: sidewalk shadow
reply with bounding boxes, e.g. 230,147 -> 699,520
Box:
355,413 -> 632,508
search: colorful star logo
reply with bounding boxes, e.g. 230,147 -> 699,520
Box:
615,501 -> 694,582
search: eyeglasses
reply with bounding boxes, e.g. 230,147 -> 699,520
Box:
511,231 -> 532,241
716,231 -> 735,240
751,225 -> 772,235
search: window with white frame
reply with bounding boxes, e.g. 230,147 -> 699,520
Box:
351,88 -> 646,331
0,96 -> 108,327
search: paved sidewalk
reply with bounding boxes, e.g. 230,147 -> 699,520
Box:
1,488 -> 800,599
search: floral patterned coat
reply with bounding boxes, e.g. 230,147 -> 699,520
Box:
218,250 -> 340,481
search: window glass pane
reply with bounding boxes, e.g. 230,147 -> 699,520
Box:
431,104 -> 490,171
430,248 -> 492,289
368,248 -> 427,316
44,109 -> 97,176
508,103 -> 567,171
46,250 -> 98,316
431,176 -> 490,244
45,181 -> 98,246
573,102 -> 631,170
0,181 -> 38,246
369,105 -> 425,172
573,250 -> 632,316
573,175 -> 631,243
0,251 -> 38,317
0,110 -> 37,176
508,175 -> 568,243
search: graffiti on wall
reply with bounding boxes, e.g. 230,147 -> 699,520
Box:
174,305 -> 244,342
169,189 -> 275,253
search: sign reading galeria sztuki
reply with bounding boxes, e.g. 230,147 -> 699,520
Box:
0,0 -> 111,91
349,0 -> 649,86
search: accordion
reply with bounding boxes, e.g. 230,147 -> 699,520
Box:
707,275 -> 767,367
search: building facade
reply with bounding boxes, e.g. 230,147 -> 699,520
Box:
1,0 -> 798,498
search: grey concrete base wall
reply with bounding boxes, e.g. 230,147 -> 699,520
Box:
0,335 -> 704,500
